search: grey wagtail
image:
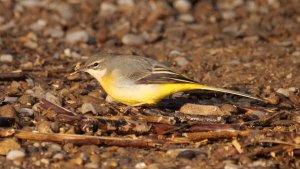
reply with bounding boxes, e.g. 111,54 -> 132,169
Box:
72,53 -> 264,106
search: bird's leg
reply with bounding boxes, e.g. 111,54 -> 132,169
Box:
120,103 -> 146,114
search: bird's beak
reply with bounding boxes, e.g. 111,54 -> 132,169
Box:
70,63 -> 85,76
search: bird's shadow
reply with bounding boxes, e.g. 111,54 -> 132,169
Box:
151,90 -> 268,111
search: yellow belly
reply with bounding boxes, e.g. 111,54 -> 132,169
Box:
102,80 -> 201,105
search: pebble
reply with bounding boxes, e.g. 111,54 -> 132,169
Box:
122,34 -> 145,46
174,0 -> 192,13
45,92 -> 61,106
178,13 -> 195,23
81,103 -> 97,114
0,54 -> 13,62
19,108 -> 35,117
174,56 -> 189,66
117,0 -> 134,6
176,150 -> 197,160
85,162 -> 99,169
30,19 -> 47,32
0,104 -> 17,118
222,11 -> 236,20
36,121 -> 53,133
53,153 -> 64,160
243,36 -> 260,44
6,149 -> 25,161
276,88 -> 290,97
169,50 -> 184,57
3,97 -> 18,103
220,104 -> 238,114
0,138 -> 21,155
179,104 -> 229,115
224,163 -> 240,169
65,30 -> 89,44
44,27 -> 64,38
135,162 -> 147,169
18,95 -> 35,105
48,144 -> 62,153
100,2 -> 117,16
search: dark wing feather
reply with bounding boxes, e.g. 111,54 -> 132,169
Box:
136,64 -> 198,84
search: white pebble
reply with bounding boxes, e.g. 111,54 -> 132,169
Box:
65,30 -> 89,44
174,56 -> 189,66
0,54 -> 13,62
100,2 -> 117,16
45,92 -> 61,106
53,153 -> 64,160
6,150 -> 25,161
81,103 -> 97,114
178,13 -> 195,23
135,162 -> 147,169
122,34 -> 145,46
276,88 -> 290,97
117,0 -> 134,6
174,0 -> 192,13
19,108 -> 34,116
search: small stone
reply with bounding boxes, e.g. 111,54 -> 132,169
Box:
117,0 -> 134,6
0,54 -> 13,62
30,19 -> 47,32
0,138 -> 21,155
3,97 -> 18,103
178,13 -> 195,23
174,56 -> 189,66
176,150 -> 197,160
0,104 -> 17,118
6,150 -> 25,161
65,30 -> 89,44
81,103 -> 97,114
174,0 -> 192,13
179,103 -> 228,115
222,11 -> 236,20
48,144 -> 62,153
45,92 -> 61,106
169,50 -> 183,57
36,121 -> 53,133
18,95 -> 35,105
224,163 -> 240,169
122,34 -> 145,46
53,153 -> 64,160
44,27 -> 64,38
276,88 -> 290,97
135,162 -> 147,169
100,2 -> 117,16
292,51 -> 300,57
85,162 -> 99,169
243,36 -> 259,43
220,104 -> 238,114
19,108 -> 35,117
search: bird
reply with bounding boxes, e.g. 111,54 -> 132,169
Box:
72,52 -> 264,106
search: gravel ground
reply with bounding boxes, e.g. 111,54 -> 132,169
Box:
0,0 -> 299,168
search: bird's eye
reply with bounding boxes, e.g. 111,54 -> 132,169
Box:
93,62 -> 99,67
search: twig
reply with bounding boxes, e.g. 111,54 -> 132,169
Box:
183,130 -> 252,141
0,72 -> 26,81
14,130 -> 159,148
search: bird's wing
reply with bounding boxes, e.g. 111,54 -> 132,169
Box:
135,64 -> 198,84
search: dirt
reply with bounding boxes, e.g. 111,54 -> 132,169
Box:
0,0 -> 299,168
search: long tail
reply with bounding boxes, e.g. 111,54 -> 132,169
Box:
194,84 -> 265,102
